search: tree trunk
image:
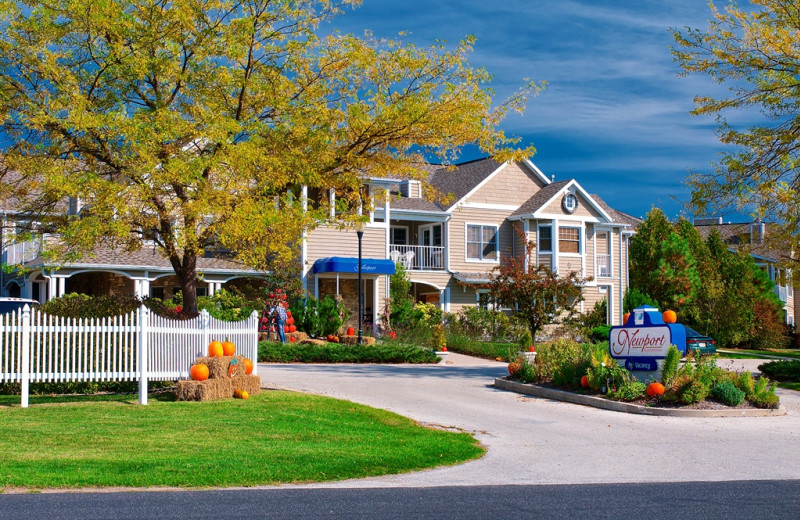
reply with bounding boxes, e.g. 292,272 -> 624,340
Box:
529,319 -> 538,347
172,252 -> 198,316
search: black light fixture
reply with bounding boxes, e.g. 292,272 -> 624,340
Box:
356,220 -> 365,345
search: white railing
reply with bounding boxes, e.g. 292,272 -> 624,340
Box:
2,240 -> 41,265
775,285 -> 788,303
596,254 -> 611,277
0,305 -> 258,408
389,245 -> 445,271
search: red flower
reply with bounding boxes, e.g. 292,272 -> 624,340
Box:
387,331 -> 397,340
174,305 -> 183,313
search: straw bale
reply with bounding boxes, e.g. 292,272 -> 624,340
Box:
287,331 -> 308,342
194,355 -> 249,379
301,338 -> 326,346
176,375 -> 261,401
339,335 -> 376,346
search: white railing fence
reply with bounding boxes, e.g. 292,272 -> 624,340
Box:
389,244 -> 445,270
0,305 -> 259,408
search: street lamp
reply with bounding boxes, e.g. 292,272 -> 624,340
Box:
355,220 -> 365,345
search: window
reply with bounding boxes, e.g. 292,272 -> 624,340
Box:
538,225 -> 552,252
467,224 -> 498,261
558,227 -> 580,254
477,291 -> 492,310
390,226 -> 408,245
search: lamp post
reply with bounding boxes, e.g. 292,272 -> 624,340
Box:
356,221 -> 365,345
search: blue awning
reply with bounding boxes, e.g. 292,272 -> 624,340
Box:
313,257 -> 396,275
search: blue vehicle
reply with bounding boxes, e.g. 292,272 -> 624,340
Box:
0,297 -> 39,315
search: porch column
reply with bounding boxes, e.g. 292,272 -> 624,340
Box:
207,281 -> 216,296
57,276 -> 66,297
373,277 -> 379,334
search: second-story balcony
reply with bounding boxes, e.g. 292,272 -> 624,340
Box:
389,244 -> 445,271
775,285 -> 788,303
596,254 -> 611,277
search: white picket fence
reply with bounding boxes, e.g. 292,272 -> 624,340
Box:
0,305 -> 259,408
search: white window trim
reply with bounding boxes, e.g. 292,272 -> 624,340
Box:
557,225 -> 583,257
595,226 -> 613,278
464,222 -> 500,264
537,224 -> 553,253
389,225 -> 410,246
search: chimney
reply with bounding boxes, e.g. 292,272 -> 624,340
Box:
750,221 -> 765,244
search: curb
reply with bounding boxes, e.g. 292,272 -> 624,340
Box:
494,377 -> 787,417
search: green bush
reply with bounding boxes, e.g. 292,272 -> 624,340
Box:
758,360 -> 800,382
0,380 -> 172,396
661,345 -> 681,387
608,380 -> 646,401
290,295 -> 348,337
443,336 -> 514,361
40,293 -> 142,318
197,288 -> 260,321
451,306 -> 527,342
749,376 -> 780,409
710,380 -> 746,406
677,379 -> 711,404
516,339 -> 593,386
258,340 -> 438,364
589,324 -> 610,342
586,355 -> 631,393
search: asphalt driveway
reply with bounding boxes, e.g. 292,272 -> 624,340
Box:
258,354 -> 800,487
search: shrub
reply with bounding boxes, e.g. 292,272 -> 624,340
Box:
586,355 -> 630,393
676,379 -> 711,404
749,376 -> 780,409
197,288 -> 260,321
40,293 -> 141,318
608,380 -> 646,401
258,340 -> 437,364
589,324 -> 610,342
748,300 -> 791,350
758,360 -> 800,382
517,339 -> 591,386
661,345 -> 681,387
290,295 -> 348,337
710,380 -> 746,406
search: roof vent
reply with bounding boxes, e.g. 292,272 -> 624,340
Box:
550,174 -> 555,182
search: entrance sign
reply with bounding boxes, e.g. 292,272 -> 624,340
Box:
609,306 -> 686,373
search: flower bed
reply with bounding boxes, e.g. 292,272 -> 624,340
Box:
505,340 -> 781,410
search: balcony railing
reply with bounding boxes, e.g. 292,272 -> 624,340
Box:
2,240 -> 40,265
596,254 -> 611,277
775,285 -> 788,303
389,245 -> 445,271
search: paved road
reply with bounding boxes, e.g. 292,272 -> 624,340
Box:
3,480 -> 800,519
258,354 -> 800,487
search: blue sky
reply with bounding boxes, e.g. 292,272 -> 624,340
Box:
328,0 -> 734,220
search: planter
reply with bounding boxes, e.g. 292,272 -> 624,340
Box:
435,351 -> 449,363
519,351 -> 536,364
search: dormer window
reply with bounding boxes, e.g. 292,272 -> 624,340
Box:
562,192 -> 578,214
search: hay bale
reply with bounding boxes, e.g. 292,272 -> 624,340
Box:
301,338 -> 327,346
194,355 -> 249,379
287,331 -> 307,342
339,335 -> 376,346
176,374 -> 261,401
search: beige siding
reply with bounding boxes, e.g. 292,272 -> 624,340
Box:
466,161 -> 548,206
306,225 -> 386,264
585,225 -> 595,280
559,256 -> 583,276
447,278 -> 480,314
448,207 -> 513,273
542,191 -> 604,219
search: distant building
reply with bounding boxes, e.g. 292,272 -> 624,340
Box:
694,218 -> 795,327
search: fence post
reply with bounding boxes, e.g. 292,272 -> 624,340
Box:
138,305 -> 149,405
200,309 -> 210,355
20,305 -> 31,408
250,310 -> 259,376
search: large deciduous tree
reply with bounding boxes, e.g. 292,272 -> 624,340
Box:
0,0 -> 538,314
672,0 -> 800,254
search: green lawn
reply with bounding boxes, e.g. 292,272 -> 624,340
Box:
717,348 -> 800,360
0,391 -> 483,489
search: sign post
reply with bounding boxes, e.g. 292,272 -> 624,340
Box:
609,306 -> 686,378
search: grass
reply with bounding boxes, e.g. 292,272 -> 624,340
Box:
0,391 -> 483,489
717,348 -> 800,360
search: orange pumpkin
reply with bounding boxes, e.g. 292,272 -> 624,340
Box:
222,339 -> 235,356
234,389 -> 242,399
646,382 -> 666,397
331,336 -> 339,343
580,375 -> 590,388
244,358 -> 254,375
623,312 -> 631,324
347,326 -> 355,336
208,340 -> 224,357
240,390 -> 250,399
290,336 -> 296,343
441,346 -> 447,352
508,361 -> 522,376
190,363 -> 209,381
662,310 -> 677,324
